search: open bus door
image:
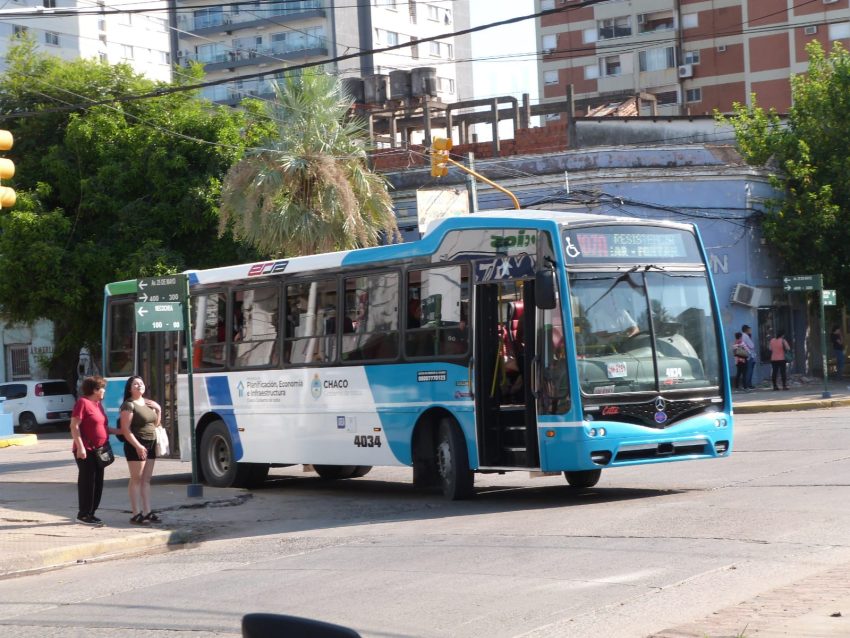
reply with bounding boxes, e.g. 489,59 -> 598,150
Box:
474,278 -> 540,469
136,331 -> 180,457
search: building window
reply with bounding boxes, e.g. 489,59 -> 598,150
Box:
638,10 -> 674,33
43,0 -> 55,7
540,0 -> 555,9
584,64 -> 600,80
44,31 -> 59,45
598,16 -> 631,40
12,25 -> 28,36
6,345 -> 30,380
686,88 -> 702,103
682,13 -> 698,29
829,22 -> 850,40
639,46 -> 675,72
429,40 -> 452,59
683,50 -> 700,64
544,70 -> 559,85
376,0 -> 397,8
437,76 -> 455,93
542,34 -> 556,54
376,28 -> 399,46
654,90 -> 678,105
600,55 -> 622,77
99,52 -> 108,63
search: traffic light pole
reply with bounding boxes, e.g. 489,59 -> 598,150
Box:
820,285 -> 831,399
444,156 -> 521,210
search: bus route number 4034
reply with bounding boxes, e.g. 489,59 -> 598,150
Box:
354,435 -> 382,448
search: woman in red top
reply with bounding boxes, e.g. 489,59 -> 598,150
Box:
769,331 -> 791,391
70,376 -> 117,526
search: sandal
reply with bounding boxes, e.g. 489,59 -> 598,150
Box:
143,512 -> 162,523
130,513 -> 149,526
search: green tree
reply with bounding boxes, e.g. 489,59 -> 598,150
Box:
219,70 -> 400,257
0,40 -> 261,377
717,41 -> 850,300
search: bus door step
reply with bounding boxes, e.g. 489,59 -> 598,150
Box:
502,445 -> 528,466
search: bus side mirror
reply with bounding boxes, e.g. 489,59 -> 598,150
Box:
535,268 -> 557,310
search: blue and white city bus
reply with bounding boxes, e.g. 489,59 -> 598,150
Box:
101,211 -> 733,499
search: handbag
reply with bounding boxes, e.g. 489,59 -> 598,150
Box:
733,344 -> 748,358
92,441 -> 115,468
155,426 -> 170,457
784,350 -> 794,363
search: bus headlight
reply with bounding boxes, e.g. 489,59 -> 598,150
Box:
714,418 -> 728,428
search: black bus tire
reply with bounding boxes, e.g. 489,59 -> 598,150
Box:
435,418 -> 474,500
200,420 -> 238,488
564,469 -> 602,489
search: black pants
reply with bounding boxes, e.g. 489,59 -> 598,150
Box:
734,362 -> 746,388
75,453 -> 105,518
771,361 -> 787,389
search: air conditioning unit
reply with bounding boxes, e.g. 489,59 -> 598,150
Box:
678,63 -> 694,78
637,14 -> 646,24
804,25 -> 818,35
730,283 -> 757,307
717,44 -> 727,52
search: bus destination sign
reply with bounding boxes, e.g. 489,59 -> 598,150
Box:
137,275 -> 187,303
565,226 -> 700,263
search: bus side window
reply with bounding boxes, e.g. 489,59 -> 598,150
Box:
191,291 -> 227,369
342,272 -> 399,362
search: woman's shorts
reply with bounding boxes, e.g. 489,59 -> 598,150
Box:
124,438 -> 157,462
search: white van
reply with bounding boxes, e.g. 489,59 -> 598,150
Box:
0,380 -> 76,433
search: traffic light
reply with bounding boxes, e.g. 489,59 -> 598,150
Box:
430,136 -> 452,177
0,129 -> 15,209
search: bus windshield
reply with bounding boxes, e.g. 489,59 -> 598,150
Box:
570,270 -> 720,395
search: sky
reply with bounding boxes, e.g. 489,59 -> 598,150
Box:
469,0 -> 539,139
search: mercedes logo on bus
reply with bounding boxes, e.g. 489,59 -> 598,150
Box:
654,397 -> 668,424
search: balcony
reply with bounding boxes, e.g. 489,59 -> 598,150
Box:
183,40 -> 328,72
177,1 -> 324,38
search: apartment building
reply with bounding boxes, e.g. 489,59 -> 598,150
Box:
176,0 -> 472,105
0,0 -> 172,82
536,0 -> 850,116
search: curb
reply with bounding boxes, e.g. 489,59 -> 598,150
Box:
734,397 -> 850,414
0,527 -> 194,578
0,433 -> 37,448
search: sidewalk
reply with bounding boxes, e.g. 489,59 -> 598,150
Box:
1,380 -> 849,637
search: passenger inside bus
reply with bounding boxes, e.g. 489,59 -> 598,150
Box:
499,300 -> 525,404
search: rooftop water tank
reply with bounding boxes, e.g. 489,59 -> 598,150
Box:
411,67 -> 437,97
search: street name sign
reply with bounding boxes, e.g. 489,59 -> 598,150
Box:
135,302 -> 184,332
782,274 -> 822,292
823,290 -> 836,306
137,275 -> 187,303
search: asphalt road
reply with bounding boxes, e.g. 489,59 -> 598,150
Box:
1,407 -> 849,638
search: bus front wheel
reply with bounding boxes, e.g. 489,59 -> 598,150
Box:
199,420 -> 269,488
564,469 -> 602,489
435,418 -> 474,500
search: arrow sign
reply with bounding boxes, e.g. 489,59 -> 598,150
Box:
137,275 -> 187,303
782,274 -> 822,292
134,302 -> 184,332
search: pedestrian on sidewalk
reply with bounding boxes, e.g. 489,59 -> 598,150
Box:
119,376 -> 163,525
831,326 -> 845,378
731,331 -> 748,390
70,375 -> 119,526
741,324 -> 757,389
769,331 -> 791,391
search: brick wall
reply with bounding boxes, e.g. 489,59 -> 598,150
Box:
369,122 -> 570,171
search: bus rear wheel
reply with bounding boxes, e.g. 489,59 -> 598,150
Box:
313,465 -> 358,480
435,418 -> 474,500
564,469 -> 602,489
349,466 -> 372,478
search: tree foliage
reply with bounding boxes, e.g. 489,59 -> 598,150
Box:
0,39 -> 262,375
717,41 -> 850,300
219,70 -> 400,257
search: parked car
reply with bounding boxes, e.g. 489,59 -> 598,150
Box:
0,379 -> 76,433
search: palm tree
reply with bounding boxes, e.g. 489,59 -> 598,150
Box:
219,70 -> 400,257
